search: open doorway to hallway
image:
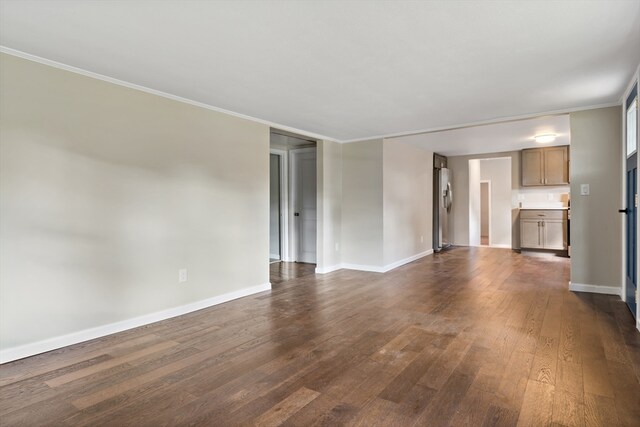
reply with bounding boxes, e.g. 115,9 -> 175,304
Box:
469,157 -> 512,248
269,130 -> 318,270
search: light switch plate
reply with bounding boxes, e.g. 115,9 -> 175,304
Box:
580,184 -> 590,196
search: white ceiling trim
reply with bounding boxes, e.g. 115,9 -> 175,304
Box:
0,46 -> 628,145
345,102 -> 621,144
0,46 -> 338,143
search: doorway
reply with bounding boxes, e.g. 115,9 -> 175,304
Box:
623,83 -> 637,318
269,153 -> 283,262
269,131 -> 317,267
469,157 -> 511,248
480,181 -> 491,246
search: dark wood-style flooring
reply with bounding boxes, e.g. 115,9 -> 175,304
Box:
1,247 -> 639,426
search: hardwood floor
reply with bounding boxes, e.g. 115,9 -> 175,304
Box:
1,247 -> 638,426
269,261 -> 316,285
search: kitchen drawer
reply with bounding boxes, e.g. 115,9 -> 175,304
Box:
520,210 -> 567,220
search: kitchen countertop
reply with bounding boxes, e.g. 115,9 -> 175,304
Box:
519,207 -> 569,210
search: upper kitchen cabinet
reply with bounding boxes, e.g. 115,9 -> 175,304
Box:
521,146 -> 569,186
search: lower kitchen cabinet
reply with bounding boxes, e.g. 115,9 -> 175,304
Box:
520,210 -> 568,250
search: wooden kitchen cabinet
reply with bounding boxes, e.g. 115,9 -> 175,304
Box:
520,210 -> 568,250
521,219 -> 544,248
522,146 -> 569,186
543,220 -> 566,250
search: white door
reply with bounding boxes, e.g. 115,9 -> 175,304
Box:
291,148 -> 317,263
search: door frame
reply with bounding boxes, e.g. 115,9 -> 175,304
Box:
480,180 -> 492,246
620,67 -> 639,330
270,148 -> 290,262
289,147 -> 317,263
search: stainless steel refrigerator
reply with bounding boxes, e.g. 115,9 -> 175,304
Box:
433,156 -> 453,252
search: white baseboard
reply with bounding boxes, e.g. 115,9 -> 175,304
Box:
568,281 -> 621,296
489,244 -> 512,249
0,282 -> 271,364
340,263 -> 386,273
315,264 -> 342,274
381,249 -> 434,272
269,253 -> 280,259
332,250 -> 434,274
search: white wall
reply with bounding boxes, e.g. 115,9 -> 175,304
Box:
0,53 -> 270,360
339,139 -> 433,271
383,140 -> 432,266
570,106 -> 622,291
316,140 -> 342,272
341,140 -> 385,267
468,159 -> 482,246
480,158 -> 512,247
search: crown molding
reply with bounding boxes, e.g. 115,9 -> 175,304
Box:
341,102 -> 622,143
0,46 -> 338,143
0,46 -> 630,145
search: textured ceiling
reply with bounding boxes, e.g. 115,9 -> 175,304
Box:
1,0 -> 639,142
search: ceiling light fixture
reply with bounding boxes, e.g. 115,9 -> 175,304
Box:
534,133 -> 557,143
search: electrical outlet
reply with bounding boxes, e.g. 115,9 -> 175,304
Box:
518,194 -> 525,201
178,268 -> 188,283
548,193 -> 554,201
420,235 -> 424,243
335,243 -> 340,252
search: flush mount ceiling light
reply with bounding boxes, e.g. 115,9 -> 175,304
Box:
534,133 -> 557,143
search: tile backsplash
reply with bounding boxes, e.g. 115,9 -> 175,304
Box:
513,186 -> 570,209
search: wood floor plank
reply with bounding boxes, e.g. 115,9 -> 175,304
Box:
607,361 -> 640,427
551,360 -> 585,426
482,404 -> 519,427
529,335 -> 558,385
45,340 -> 179,387
584,392 -> 621,426
516,380 -> 555,426
252,386 -> 320,427
0,248 -> 637,426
